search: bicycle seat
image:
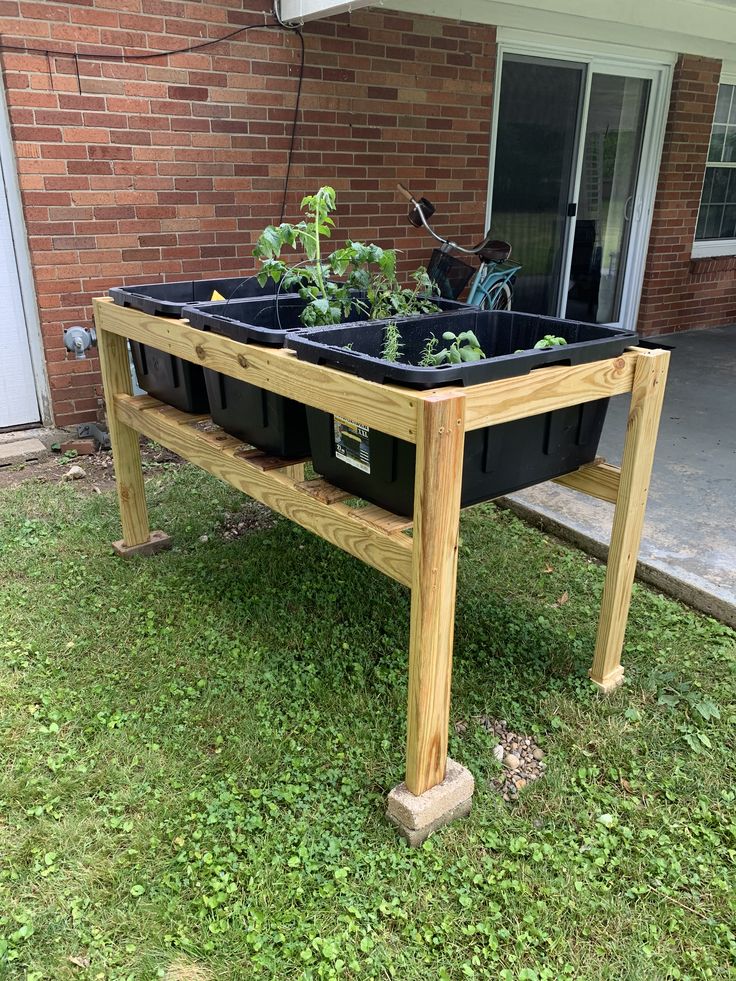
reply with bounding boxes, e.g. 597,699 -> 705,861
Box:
478,237 -> 511,263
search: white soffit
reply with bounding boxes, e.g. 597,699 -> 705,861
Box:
383,0 -> 736,61
278,0 -> 373,24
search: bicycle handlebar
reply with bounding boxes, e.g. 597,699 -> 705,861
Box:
396,182 -> 501,257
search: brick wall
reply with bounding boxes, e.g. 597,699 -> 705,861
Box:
638,53 -> 736,335
0,1 -> 495,426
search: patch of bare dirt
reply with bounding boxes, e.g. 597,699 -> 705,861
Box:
220,501 -> 278,539
0,440 -> 183,493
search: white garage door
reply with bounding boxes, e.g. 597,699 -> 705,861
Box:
0,155 -> 39,429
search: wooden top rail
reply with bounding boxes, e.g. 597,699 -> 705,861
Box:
94,297 -> 647,440
94,298 -> 422,443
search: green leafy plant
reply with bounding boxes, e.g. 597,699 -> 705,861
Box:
253,186 -> 439,327
515,334 -> 568,354
380,322 -> 403,363
423,330 -> 486,366
419,335 -> 439,367
647,669 -> 722,753
367,266 -> 440,320
534,334 -> 568,350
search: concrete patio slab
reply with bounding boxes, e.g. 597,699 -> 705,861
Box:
0,437 -> 49,467
503,324 -> 736,627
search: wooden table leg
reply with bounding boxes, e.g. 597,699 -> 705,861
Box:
97,327 -> 170,557
405,393 -> 466,795
590,349 -> 670,692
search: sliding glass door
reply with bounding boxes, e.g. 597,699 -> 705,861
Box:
491,56 -> 583,316
565,74 -> 650,323
489,49 -> 665,328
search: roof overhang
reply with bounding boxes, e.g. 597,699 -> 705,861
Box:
277,0 -> 372,24
278,0 -> 736,64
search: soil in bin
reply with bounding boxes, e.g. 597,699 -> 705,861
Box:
288,310 -> 637,516
110,275 -> 281,414
184,294 -> 468,460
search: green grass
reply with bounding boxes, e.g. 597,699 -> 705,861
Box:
0,465 -> 734,980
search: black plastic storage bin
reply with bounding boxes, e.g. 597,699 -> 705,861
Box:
287,310 -> 637,516
109,276 -> 279,413
183,294 -> 467,459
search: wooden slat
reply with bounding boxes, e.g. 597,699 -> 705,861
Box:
94,297 -> 421,443
553,460 -> 621,504
97,328 -> 151,547
462,352 -> 638,430
351,503 -> 414,534
233,448 -> 310,472
114,394 -> 413,587
295,477 -> 353,504
406,393 -> 465,796
590,350 -> 670,692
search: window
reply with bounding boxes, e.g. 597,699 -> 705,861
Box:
694,81 -> 736,257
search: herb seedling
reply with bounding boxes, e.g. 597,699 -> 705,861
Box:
534,334 -> 567,350
425,330 -> 486,366
380,322 -> 403,363
419,335 -> 439,367
515,334 -> 568,354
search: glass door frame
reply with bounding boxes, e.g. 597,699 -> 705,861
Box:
486,31 -> 674,330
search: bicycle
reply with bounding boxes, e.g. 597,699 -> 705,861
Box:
397,183 -> 521,311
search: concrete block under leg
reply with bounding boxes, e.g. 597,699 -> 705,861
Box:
386,758 -> 474,846
590,665 -> 625,694
112,530 -> 172,558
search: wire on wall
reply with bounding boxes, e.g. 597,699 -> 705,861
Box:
0,15 -> 306,221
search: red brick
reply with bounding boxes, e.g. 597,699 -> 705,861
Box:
5,1 -> 496,424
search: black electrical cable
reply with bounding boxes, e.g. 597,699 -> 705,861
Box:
280,27 -> 304,223
0,19 -> 284,64
0,14 -> 306,223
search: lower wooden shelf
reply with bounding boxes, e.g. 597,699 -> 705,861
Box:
115,393 -> 623,588
114,393 -> 415,587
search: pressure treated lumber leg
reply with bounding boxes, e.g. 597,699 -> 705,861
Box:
388,394 -> 473,844
590,349 -> 670,692
97,327 -> 171,557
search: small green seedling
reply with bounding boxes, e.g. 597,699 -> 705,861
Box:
515,334 -> 568,354
419,335 -> 439,367
380,321 -> 403,362
429,330 -> 486,366
533,334 -> 568,350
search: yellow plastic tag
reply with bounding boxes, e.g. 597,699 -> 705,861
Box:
211,289 -> 225,301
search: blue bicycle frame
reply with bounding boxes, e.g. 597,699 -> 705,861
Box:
466,257 -> 522,309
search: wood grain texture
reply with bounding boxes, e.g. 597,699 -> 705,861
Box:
405,393 -> 465,796
94,298 -> 420,443
114,394 -> 413,587
352,504 -> 414,534
590,350 -> 670,691
295,478 -> 353,504
553,460 -> 621,504
96,327 -> 151,547
462,352 -> 638,430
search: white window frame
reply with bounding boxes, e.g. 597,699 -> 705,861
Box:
692,71 -> 736,259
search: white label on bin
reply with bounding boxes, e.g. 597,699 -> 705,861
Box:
334,415 -> 370,473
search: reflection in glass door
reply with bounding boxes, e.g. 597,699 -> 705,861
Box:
489,51 -> 660,327
564,74 -> 650,323
490,56 -> 583,316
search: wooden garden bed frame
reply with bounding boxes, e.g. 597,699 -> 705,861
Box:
93,297 -> 669,801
